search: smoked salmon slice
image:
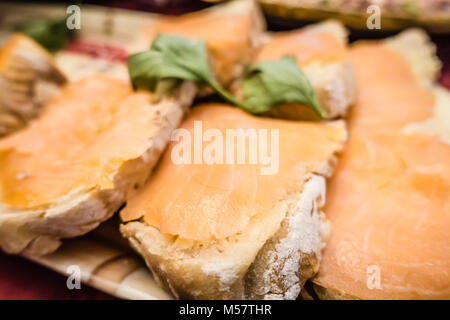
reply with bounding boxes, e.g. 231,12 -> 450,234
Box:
121,104 -> 347,241
144,0 -> 264,87
0,75 -> 133,208
254,21 -> 346,66
0,75 -> 193,209
313,32 -> 450,299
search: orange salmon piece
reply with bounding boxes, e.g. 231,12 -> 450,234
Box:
314,43 -> 450,299
255,28 -> 346,67
121,104 -> 346,241
0,75 -> 161,208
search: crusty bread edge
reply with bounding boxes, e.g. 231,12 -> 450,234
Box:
0,81 -> 197,256
300,20 -> 355,119
384,28 -> 441,86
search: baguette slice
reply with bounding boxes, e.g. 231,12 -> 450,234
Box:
246,20 -> 355,120
0,33 -> 67,137
0,75 -> 196,256
312,30 -> 449,300
120,104 -> 347,299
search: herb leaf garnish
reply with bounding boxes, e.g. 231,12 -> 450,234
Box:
128,34 -> 324,118
129,34 -> 211,90
241,56 -> 325,117
128,34 -> 244,107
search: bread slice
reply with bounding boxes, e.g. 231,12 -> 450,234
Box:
120,105 -> 347,299
0,34 -> 67,137
249,20 -> 355,120
0,76 -> 196,256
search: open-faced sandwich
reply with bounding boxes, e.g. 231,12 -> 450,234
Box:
120,103 -> 347,299
0,75 -> 195,256
311,29 -> 450,300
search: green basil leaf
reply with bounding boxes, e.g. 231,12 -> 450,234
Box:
128,34 -> 246,107
241,56 -> 325,118
128,34 -> 214,91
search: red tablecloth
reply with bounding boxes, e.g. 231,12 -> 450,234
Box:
0,1 -> 448,300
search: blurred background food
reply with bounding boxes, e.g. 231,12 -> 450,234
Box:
1,0 -> 447,86
85,0 -> 450,31
258,0 -> 450,32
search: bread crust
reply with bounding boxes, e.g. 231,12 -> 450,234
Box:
384,28 -> 441,86
0,81 -> 196,256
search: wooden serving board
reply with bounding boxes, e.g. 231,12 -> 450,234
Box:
27,218 -> 173,300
